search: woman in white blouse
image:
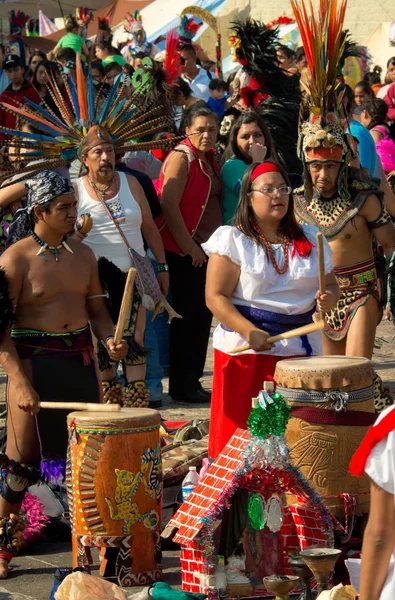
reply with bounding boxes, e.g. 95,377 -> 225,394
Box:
203,161 -> 340,459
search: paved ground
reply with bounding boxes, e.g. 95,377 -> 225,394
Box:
1,320 -> 395,599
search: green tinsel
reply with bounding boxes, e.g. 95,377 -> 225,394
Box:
247,391 -> 290,438
248,493 -> 266,530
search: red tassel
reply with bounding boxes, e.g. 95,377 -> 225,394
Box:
349,407 -> 395,476
292,237 -> 314,258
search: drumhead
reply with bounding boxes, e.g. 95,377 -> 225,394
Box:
67,407 -> 161,428
275,355 -> 374,390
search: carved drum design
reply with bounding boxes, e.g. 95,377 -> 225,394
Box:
275,356 -> 376,516
67,408 -> 162,586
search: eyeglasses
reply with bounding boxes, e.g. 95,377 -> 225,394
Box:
251,186 -> 291,196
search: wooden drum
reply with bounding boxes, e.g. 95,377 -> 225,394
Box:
67,408 -> 162,586
274,356 -> 376,517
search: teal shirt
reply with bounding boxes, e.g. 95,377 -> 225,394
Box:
220,158 -> 248,225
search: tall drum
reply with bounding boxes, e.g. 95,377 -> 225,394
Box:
67,408 -> 162,586
274,356 -> 376,517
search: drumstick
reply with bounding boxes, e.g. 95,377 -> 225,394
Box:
228,320 -> 325,354
40,402 -> 121,411
316,232 -> 326,320
114,268 -> 136,344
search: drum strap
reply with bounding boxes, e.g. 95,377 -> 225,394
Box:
277,385 -> 375,411
290,406 -> 376,426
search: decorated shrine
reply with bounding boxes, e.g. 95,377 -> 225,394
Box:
163,384 -> 335,598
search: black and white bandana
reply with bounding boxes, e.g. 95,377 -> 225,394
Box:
25,170 -> 74,209
5,171 -> 74,250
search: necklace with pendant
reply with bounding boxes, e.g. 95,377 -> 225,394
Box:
249,218 -> 290,275
31,232 -> 74,263
87,175 -> 115,201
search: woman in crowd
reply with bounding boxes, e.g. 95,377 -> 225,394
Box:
377,57 -> 395,99
171,77 -> 200,131
95,41 -> 126,67
360,98 -> 395,194
156,105 -> 222,404
221,111 -> 278,224
32,60 -> 72,119
203,161 -> 339,459
276,44 -> 297,75
353,81 -> 374,117
26,51 -> 46,80
50,15 -> 90,62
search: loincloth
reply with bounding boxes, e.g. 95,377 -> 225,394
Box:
97,256 -> 149,370
11,326 -> 100,466
324,258 -> 380,341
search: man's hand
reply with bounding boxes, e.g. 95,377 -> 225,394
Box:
248,328 -> 273,352
316,289 -> 337,312
72,231 -> 87,242
188,243 -> 207,267
106,337 -> 128,361
157,272 -> 169,297
15,381 -> 40,416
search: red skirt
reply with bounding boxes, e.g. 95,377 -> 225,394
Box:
208,349 -> 288,460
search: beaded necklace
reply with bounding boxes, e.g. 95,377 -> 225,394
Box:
31,232 -> 74,263
249,218 -> 290,275
87,174 -> 115,201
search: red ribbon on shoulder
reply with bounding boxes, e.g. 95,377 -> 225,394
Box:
349,406 -> 395,476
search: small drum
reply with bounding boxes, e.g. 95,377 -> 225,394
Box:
67,408 -> 162,586
274,356 -> 376,517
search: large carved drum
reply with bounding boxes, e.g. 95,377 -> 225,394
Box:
67,408 -> 162,586
274,356 -> 376,517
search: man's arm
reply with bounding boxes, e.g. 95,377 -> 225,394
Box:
84,245 -> 127,361
361,193 -> 395,256
0,250 -> 41,415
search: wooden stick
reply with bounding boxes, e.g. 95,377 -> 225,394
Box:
316,231 -> 326,321
40,402 -> 121,411
114,268 -> 136,344
228,320 -> 325,354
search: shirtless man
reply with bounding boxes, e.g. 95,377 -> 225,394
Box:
0,171 -> 127,577
295,123 -> 395,359
295,120 -> 395,410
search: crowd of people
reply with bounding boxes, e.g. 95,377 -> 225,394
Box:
0,5 -> 394,595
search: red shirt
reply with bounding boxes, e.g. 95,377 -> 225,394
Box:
0,80 -> 41,140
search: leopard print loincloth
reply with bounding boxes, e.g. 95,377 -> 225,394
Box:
373,373 -> 394,413
323,258 -> 380,341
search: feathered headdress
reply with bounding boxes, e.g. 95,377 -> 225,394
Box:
76,7 -> 93,26
9,10 -> 30,34
0,55 -> 179,184
227,18 -> 302,173
292,0 -> 354,198
164,29 -> 182,85
177,15 -> 202,42
97,16 -> 112,43
124,11 -> 143,34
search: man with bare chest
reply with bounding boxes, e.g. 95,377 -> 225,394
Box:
0,171 -> 127,577
295,121 -> 395,382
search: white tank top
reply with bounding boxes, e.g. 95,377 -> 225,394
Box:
76,171 -> 145,272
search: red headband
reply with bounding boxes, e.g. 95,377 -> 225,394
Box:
251,162 -> 281,182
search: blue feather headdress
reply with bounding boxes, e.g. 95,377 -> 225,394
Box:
0,55 -> 177,182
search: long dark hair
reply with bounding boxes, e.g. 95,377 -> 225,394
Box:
234,161 -> 306,249
361,98 -> 395,143
222,111 -> 278,164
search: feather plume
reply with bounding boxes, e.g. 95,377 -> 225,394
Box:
76,53 -> 88,127
291,0 -> 349,116
164,29 -> 182,85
